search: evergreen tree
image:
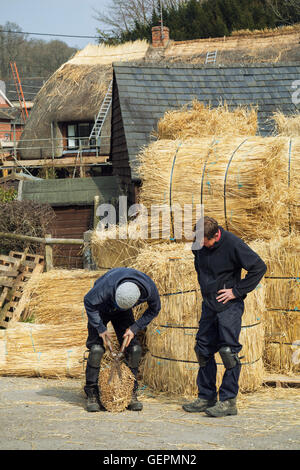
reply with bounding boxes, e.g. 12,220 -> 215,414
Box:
112,0 -> 300,44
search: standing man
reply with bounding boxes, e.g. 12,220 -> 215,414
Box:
183,216 -> 267,417
83,267 -> 161,412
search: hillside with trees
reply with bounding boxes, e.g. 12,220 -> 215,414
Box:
95,0 -> 300,43
0,22 -> 77,83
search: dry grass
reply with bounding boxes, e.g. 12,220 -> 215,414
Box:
155,101 -> 258,140
68,40 -> 149,65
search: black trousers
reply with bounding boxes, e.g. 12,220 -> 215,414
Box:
195,300 -> 244,401
85,309 -> 140,392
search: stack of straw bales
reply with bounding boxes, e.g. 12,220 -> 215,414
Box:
137,135 -> 295,242
132,243 -> 265,396
128,103 -> 299,393
250,235 -> 300,373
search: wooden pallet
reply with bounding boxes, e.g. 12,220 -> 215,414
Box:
0,250 -> 44,328
263,373 -> 300,388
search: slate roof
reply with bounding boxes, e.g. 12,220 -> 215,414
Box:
20,176 -> 120,206
113,62 -> 300,181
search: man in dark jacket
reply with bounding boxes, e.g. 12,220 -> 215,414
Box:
83,267 -> 161,412
183,216 -> 267,417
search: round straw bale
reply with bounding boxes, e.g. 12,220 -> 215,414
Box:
99,362 -> 135,412
137,136 -> 296,241
250,235 -> 300,373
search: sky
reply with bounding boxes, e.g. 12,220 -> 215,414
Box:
0,0 -> 110,50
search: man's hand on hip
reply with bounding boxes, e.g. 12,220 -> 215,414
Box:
216,288 -> 236,304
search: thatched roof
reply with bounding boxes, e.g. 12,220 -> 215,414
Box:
18,40 -> 149,159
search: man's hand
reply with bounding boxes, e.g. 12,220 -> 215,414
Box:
99,330 -> 112,349
216,288 -> 236,304
123,328 -> 135,347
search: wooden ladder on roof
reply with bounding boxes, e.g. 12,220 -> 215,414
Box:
89,80 -> 113,146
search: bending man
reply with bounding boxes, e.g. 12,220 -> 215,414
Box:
83,267 -> 161,412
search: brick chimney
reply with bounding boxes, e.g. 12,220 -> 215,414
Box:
151,25 -> 170,47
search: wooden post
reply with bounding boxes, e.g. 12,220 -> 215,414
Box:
45,234 -> 53,271
94,195 -> 100,229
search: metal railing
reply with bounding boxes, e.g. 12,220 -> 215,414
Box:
0,129 -> 111,175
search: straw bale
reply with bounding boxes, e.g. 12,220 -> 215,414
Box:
137,136 -> 294,242
0,322 -> 86,378
155,101 -> 258,140
0,321 -> 120,378
99,362 -> 135,412
25,268 -> 107,324
272,112 -> 300,232
132,243 -> 265,396
272,111 -> 300,137
250,235 -> 300,373
91,224 -> 149,269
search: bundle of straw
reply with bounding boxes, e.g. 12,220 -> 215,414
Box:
137,136 -> 293,242
25,269 -> 107,324
272,112 -> 300,233
250,234 -> 300,373
0,322 -> 87,378
91,223 -> 149,269
99,362 -> 135,412
155,101 -> 258,140
132,243 -> 265,396
0,321 -> 120,379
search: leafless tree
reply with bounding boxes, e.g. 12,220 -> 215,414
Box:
266,0 -> 300,24
93,0 -> 185,37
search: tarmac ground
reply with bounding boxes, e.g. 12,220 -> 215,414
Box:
0,375 -> 299,456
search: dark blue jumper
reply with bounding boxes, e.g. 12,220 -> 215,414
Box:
84,267 -> 161,389
192,227 -> 267,401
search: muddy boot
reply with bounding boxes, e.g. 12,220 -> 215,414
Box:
84,386 -> 104,412
127,391 -> 143,411
182,397 -> 217,413
205,398 -> 237,417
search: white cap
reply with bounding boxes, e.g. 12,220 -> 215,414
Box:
115,282 -> 141,310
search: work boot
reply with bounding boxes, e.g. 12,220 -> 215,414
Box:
127,391 -> 143,411
205,398 -> 237,417
84,386 -> 104,412
182,397 -> 217,413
